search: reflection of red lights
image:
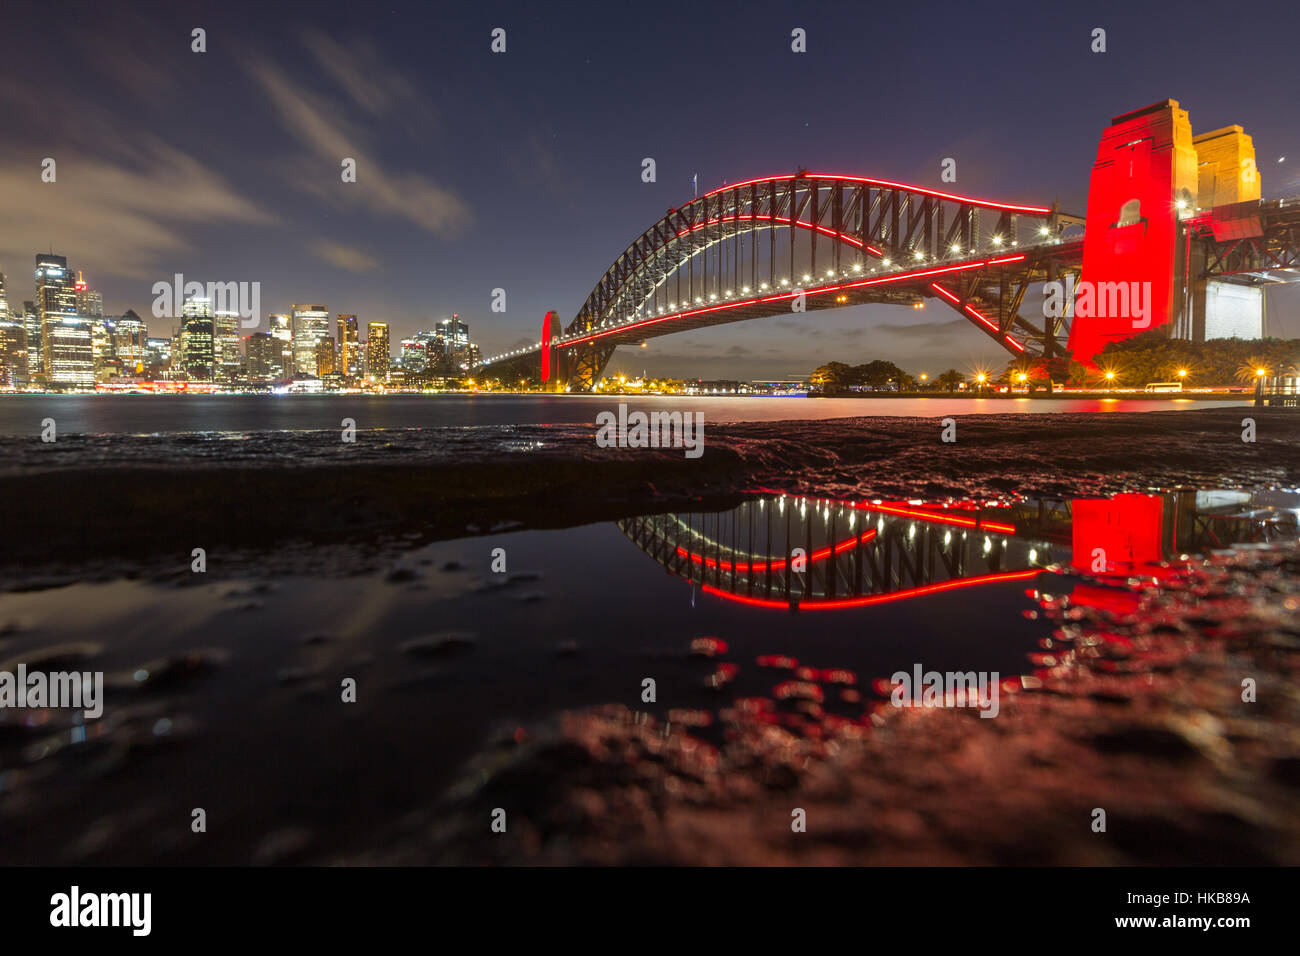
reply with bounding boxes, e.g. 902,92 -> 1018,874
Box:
702,569 -> 1040,610
852,501 -> 1016,535
1070,494 -> 1164,571
1066,583 -> 1141,616
675,528 -> 877,573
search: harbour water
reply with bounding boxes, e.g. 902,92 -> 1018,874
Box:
0,393 -> 1249,436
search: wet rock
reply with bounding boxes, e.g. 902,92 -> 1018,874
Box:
222,582 -> 276,598
0,617 -> 32,637
690,637 -> 728,658
398,632 -> 477,658
251,827 -> 314,866
275,667 -> 314,685
1270,755 -> 1300,788
106,649 -> 230,692
1087,724 -> 1205,762
1,642 -> 103,672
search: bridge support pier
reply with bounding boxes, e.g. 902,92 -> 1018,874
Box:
562,343 -> 615,392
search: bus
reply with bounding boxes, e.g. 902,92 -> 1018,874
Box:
1144,382 -> 1183,393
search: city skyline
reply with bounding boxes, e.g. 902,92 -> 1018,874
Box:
0,249 -> 490,388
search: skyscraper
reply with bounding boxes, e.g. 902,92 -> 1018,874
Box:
337,314 -> 360,378
74,270 -> 103,318
0,314 -> 28,388
180,297 -> 215,381
144,336 -> 172,378
0,274 -> 22,387
291,304 -> 329,376
269,313 -> 292,379
213,311 -> 243,383
91,317 -> 117,380
244,332 -> 278,383
45,319 -> 95,387
21,301 -> 40,380
114,310 -> 148,376
365,322 -> 389,382
315,335 -> 337,377
35,253 -> 81,383
400,335 -> 431,373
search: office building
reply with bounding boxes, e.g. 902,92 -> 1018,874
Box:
245,332 -> 278,383
181,297 -> 215,381
0,315 -> 27,388
365,322 -> 389,381
35,253 -> 79,382
291,304 -> 329,376
337,314 -> 360,378
269,313 -> 292,378
213,311 -> 243,383
315,335 -> 336,377
74,270 -> 103,317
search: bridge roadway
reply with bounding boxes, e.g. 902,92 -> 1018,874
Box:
484,236 -> 1086,375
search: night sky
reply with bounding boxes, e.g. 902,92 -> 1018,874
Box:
2,0 -> 1297,379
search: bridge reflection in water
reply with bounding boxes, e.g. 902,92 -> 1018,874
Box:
619,490 -> 1299,611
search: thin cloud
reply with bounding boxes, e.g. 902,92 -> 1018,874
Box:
0,141 -> 274,280
245,38 -> 471,239
311,240 -> 380,274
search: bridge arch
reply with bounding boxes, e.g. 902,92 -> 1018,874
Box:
572,174 -> 1055,337
481,172 -> 1084,390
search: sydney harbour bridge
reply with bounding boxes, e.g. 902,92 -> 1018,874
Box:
481,100 -> 1300,391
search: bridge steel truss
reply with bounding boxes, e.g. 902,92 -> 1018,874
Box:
534,174 -> 1085,390
618,496 -> 1044,609
1189,198 -> 1300,286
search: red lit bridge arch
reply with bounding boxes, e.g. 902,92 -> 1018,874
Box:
482,172 -> 1086,390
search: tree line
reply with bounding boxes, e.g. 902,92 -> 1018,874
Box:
811,334 -> 1300,394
